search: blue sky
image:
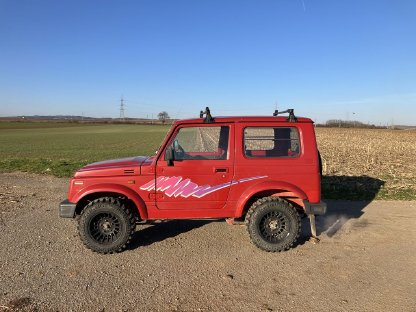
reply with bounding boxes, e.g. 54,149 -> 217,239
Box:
0,0 -> 415,125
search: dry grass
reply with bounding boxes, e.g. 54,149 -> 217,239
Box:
316,127 -> 416,200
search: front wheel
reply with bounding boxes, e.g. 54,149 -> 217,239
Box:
245,197 -> 300,252
78,197 -> 136,254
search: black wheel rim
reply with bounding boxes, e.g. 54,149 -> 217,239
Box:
89,212 -> 121,244
259,210 -> 290,243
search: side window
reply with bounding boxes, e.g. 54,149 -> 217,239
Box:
168,126 -> 229,160
244,127 -> 300,158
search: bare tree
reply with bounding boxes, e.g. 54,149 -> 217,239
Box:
157,111 -> 170,124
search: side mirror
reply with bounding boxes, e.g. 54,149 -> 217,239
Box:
165,146 -> 174,166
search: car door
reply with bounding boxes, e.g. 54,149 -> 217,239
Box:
151,124 -> 234,210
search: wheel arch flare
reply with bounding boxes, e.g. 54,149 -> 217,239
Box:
72,184 -> 148,220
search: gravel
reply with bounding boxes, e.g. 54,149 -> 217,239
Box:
0,172 -> 415,311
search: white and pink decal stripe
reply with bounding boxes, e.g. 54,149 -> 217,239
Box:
140,175 -> 268,199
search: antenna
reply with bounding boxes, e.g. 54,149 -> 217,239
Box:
119,96 -> 125,121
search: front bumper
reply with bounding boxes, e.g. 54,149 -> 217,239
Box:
303,200 -> 327,215
59,199 -> 76,218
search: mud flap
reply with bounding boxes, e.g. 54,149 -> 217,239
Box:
308,214 -> 320,243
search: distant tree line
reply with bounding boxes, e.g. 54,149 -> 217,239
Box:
318,120 -> 386,129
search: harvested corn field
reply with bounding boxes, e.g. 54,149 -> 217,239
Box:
316,127 -> 416,200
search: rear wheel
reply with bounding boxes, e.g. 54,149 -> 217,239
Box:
245,197 -> 300,252
78,197 -> 136,254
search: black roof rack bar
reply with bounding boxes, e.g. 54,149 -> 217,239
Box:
273,109 -> 297,122
200,107 -> 214,123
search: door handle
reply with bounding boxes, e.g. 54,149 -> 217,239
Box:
215,168 -> 228,173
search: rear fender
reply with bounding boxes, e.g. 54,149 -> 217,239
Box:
235,181 -> 307,217
73,183 -> 148,219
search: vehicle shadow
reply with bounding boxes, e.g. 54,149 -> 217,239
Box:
299,175 -> 385,240
321,175 -> 385,201
128,219 -> 213,250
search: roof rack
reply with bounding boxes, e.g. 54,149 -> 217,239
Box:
273,109 -> 297,122
200,107 -> 214,123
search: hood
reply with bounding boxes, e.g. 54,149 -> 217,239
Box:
74,156 -> 153,178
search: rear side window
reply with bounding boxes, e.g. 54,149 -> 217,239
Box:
244,127 -> 300,158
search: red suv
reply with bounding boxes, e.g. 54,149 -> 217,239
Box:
59,108 -> 326,253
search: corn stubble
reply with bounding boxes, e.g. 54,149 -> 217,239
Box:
316,128 -> 416,200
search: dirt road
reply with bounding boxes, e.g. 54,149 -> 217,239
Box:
1,173 -> 415,311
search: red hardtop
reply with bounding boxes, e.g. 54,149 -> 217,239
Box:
174,116 -> 313,125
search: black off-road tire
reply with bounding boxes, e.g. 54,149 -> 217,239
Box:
245,197 -> 301,252
78,197 -> 136,254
